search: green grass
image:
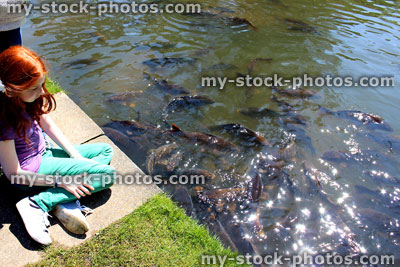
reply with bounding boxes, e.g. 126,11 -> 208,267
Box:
30,194 -> 249,267
46,78 -> 63,94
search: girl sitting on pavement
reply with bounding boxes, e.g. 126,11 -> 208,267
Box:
0,46 -> 115,245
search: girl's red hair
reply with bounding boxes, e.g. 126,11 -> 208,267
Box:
0,46 -> 56,143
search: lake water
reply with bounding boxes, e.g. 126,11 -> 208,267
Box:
23,0 -> 400,264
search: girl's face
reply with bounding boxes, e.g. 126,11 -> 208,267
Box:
19,75 -> 46,103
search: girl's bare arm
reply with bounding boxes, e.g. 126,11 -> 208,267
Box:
39,114 -> 81,158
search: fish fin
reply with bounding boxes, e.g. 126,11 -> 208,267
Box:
171,123 -> 182,132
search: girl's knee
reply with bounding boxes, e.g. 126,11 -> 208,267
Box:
103,165 -> 115,175
98,143 -> 114,165
90,171 -> 115,190
102,166 -> 116,188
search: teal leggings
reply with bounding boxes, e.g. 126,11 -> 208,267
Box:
29,143 -> 115,212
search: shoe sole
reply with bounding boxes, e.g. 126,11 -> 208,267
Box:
53,205 -> 89,235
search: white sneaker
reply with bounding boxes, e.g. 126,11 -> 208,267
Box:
16,197 -> 52,246
53,200 -> 91,235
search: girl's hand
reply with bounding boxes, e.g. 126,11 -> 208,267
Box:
58,174 -> 95,199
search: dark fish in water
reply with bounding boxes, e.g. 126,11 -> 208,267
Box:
183,10 -> 256,30
246,150 -> 288,188
357,208 -> 398,228
277,112 -> 308,126
255,155 -> 286,173
216,212 -> 255,255
210,123 -> 270,147
207,217 -> 239,252
65,58 -> 100,68
147,42 -> 175,50
365,170 -> 399,185
89,31 -> 106,42
273,86 -> 317,98
198,187 -> 247,202
205,212 -> 255,255
195,187 -> 247,206
146,143 -> 180,175
224,17 -> 257,30
284,18 -> 310,27
239,107 -> 282,118
142,57 -> 196,70
247,58 -> 272,74
101,127 -> 134,149
191,46 -> 212,57
153,79 -> 190,95
301,163 -> 362,255
319,106 -> 393,131
302,162 -> 340,191
101,127 -> 146,163
275,139 -> 297,162
356,208 -> 400,242
175,169 -> 215,181
103,120 -> 164,137
169,123 -> 238,152
364,132 -> 400,153
288,26 -> 320,34
284,18 -> 319,34
321,150 -> 393,168
233,73 -> 256,98
208,63 -> 238,71
182,11 -> 220,17
247,173 -> 263,202
211,6 -> 235,14
267,0 -> 287,6
270,95 -> 294,112
163,95 -> 214,114
241,106 -> 306,125
321,151 -> 355,163
104,120 -> 146,137
171,185 -> 193,216
238,220 -> 267,266
354,184 -> 399,209
143,72 -> 190,95
281,123 -> 316,155
245,86 -> 256,99
105,91 -> 144,106
103,120 -> 173,168
135,41 -> 176,51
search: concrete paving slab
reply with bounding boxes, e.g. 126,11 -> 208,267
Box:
48,93 -> 105,145
0,93 -> 161,266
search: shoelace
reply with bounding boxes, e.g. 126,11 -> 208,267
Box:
29,197 -> 52,230
75,200 -> 93,216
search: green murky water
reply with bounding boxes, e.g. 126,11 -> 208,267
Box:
23,0 -> 400,263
